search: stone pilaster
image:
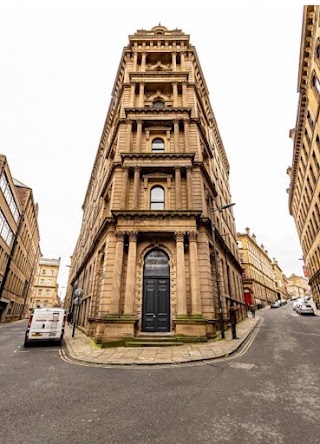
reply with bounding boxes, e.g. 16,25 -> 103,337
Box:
175,232 -> 187,315
186,166 -> 193,209
182,82 -> 187,107
141,52 -> 146,71
172,52 -> 177,71
173,82 -> 178,106
136,120 -> 142,151
130,84 -> 136,107
120,166 -> 129,209
132,166 -> 140,209
109,232 -> 125,313
124,232 -> 138,314
174,167 -> 182,209
188,231 -> 202,315
126,119 -> 133,151
174,119 -> 179,152
183,119 -> 190,152
139,83 -> 144,107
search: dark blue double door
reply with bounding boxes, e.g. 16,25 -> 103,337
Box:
142,249 -> 170,333
142,278 -> 170,332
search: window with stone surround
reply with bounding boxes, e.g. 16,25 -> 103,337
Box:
150,186 -> 165,210
151,138 -> 165,152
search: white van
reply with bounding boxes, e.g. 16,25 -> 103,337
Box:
24,308 -> 66,346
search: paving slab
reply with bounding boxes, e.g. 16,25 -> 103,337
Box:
63,315 -> 261,367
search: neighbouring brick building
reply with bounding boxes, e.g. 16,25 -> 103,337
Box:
28,257 -> 61,311
65,25 -> 245,345
288,5 -> 320,306
237,228 -> 277,308
0,155 -> 41,322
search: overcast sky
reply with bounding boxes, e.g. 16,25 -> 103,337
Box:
0,0 -> 307,297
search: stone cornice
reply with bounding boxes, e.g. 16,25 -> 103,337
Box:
124,107 -> 192,117
121,152 -> 194,161
112,210 -> 202,220
128,71 -> 189,80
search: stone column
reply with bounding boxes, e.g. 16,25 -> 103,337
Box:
175,167 -> 182,209
133,52 -> 138,71
181,52 -> 185,70
174,119 -> 179,152
126,119 -> 133,152
120,166 -> 129,209
175,232 -> 187,315
132,166 -> 140,209
136,120 -> 143,152
130,85 -> 135,107
124,232 -> 138,314
183,119 -> 190,152
182,82 -> 187,107
172,52 -> 177,71
172,82 -> 178,106
139,83 -> 144,107
109,232 -> 125,313
186,166 -> 193,209
141,52 -> 146,71
188,232 -> 202,315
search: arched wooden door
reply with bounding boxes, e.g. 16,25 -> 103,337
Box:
142,249 -> 170,332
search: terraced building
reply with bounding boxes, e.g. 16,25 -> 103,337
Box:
288,6 -> 320,306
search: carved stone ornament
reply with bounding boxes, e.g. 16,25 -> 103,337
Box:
175,232 -> 185,242
115,231 -> 125,241
128,231 -> 138,242
187,231 -> 197,241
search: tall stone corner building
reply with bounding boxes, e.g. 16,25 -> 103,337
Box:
66,26 -> 245,345
288,6 -> 320,306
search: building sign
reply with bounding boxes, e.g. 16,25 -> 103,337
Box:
303,266 -> 309,278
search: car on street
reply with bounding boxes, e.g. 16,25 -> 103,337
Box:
271,300 -> 281,308
293,299 -> 304,311
296,302 -> 315,315
280,299 -> 288,306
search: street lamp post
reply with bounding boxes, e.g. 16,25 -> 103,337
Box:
209,202 -> 235,340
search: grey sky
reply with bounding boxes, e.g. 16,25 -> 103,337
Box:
0,1 -> 306,297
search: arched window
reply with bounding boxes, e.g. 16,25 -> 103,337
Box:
150,186 -> 165,210
153,101 -> 164,108
36,300 -> 41,308
151,138 -> 165,153
43,300 -> 48,308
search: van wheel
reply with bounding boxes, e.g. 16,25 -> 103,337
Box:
24,340 -> 29,347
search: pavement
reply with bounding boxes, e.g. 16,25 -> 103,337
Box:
63,314 -> 261,367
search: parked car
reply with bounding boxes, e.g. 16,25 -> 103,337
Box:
293,299 -> 304,311
271,300 -> 281,308
280,299 -> 288,306
296,302 -> 314,315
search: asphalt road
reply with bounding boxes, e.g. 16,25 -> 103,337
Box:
1,303 -> 320,444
